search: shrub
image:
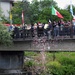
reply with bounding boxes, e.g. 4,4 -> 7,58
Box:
0,22 -> 12,46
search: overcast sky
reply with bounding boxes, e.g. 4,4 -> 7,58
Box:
28,0 -> 75,9
54,0 -> 75,9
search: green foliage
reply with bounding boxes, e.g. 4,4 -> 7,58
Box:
24,52 -> 75,75
11,2 -> 22,24
59,57 -> 75,66
0,22 -> 12,46
0,7 -> 12,46
46,60 -> 75,75
31,0 -> 58,23
11,1 -> 32,24
11,0 -> 58,24
46,61 -> 64,75
10,0 -> 75,24
24,52 -> 38,56
25,60 -> 36,67
46,52 -> 75,75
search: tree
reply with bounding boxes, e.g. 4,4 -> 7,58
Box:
11,0 -> 32,24
22,0 -> 32,24
11,2 -> 23,24
11,0 -> 73,24
30,0 -> 57,23
60,9 -> 71,21
0,9 -> 12,46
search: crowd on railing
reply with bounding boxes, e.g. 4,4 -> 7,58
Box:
8,20 -> 75,39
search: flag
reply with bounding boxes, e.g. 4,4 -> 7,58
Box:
52,6 -> 64,18
10,12 -> 12,20
70,0 -> 73,16
22,10 -> 24,25
10,12 -> 12,25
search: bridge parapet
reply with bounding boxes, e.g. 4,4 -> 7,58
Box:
0,36 -> 75,52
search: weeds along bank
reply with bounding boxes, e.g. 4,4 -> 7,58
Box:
24,52 -> 75,75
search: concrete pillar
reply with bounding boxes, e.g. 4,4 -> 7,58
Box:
0,51 -> 24,74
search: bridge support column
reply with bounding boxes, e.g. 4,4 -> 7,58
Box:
0,51 -> 25,75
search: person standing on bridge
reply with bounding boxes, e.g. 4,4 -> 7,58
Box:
13,25 -> 19,38
69,21 -> 73,38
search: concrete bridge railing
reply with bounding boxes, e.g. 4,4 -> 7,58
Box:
0,37 -> 75,52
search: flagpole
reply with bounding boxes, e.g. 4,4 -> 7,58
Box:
22,10 -> 24,26
22,0 -> 25,26
70,0 -> 74,38
10,12 -> 12,26
51,0 -> 55,39
70,0 -> 73,24
51,0 -> 53,23
10,3 -> 12,26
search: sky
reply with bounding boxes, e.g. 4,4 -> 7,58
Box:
27,0 -> 75,9
53,0 -> 75,9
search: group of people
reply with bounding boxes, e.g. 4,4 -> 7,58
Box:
8,20 -> 75,39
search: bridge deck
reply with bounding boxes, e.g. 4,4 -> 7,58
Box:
0,36 -> 75,52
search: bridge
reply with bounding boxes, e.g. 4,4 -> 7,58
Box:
0,36 -> 75,74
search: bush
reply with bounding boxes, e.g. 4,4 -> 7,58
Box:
46,52 -> 75,75
25,60 -> 36,67
46,61 -> 65,75
0,22 -> 12,46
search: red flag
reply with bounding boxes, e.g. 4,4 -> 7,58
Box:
22,10 -> 24,25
